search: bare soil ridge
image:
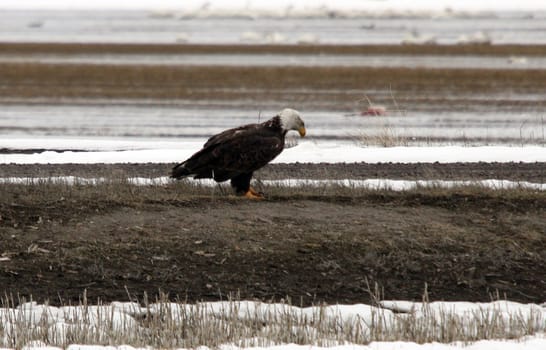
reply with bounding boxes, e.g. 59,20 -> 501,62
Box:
1,162 -> 544,183
1,163 -> 545,306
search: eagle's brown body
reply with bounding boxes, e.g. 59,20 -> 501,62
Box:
171,109 -> 305,198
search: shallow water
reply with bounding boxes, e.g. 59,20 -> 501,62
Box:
1,104 -> 544,147
1,53 -> 544,70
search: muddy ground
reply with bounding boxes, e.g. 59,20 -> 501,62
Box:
1,162 -> 545,306
2,43 -> 546,114
0,162 -> 545,182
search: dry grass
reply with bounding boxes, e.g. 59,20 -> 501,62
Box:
354,93 -> 409,147
357,127 -> 409,147
0,179 -> 543,227
0,176 -> 544,203
1,292 -> 544,349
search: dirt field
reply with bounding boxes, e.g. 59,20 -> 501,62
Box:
0,162 -> 545,182
1,162 -> 545,306
2,43 -> 546,114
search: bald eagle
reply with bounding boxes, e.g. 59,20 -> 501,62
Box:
171,108 -> 306,199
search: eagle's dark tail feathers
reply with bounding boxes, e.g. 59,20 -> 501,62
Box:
171,162 -> 192,179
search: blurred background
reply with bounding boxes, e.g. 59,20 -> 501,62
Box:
1,0 -> 545,149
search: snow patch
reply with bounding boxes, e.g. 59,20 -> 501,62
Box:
0,177 -> 543,191
1,143 -> 545,164
0,300 -> 544,350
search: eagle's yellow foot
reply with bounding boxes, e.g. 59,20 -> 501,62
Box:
244,187 -> 264,199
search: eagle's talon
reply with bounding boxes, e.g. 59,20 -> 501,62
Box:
244,189 -> 265,199
248,186 -> 263,196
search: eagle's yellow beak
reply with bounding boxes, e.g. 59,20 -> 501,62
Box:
298,126 -> 306,137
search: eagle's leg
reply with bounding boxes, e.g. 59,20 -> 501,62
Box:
231,172 -> 264,199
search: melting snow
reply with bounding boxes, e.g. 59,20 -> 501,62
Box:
1,142 -> 545,164
0,300 -> 544,349
0,177 -> 544,191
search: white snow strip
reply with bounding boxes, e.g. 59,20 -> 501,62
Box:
9,339 -> 546,350
4,339 -> 546,350
281,144 -> 546,164
263,179 -> 546,191
0,144 -> 545,164
0,138 -> 199,152
0,300 -> 544,350
0,177 -> 543,191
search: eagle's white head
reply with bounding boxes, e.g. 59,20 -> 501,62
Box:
278,108 -> 306,137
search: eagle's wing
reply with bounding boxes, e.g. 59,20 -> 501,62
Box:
172,123 -> 283,180
208,131 -> 284,173
203,124 -> 259,148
